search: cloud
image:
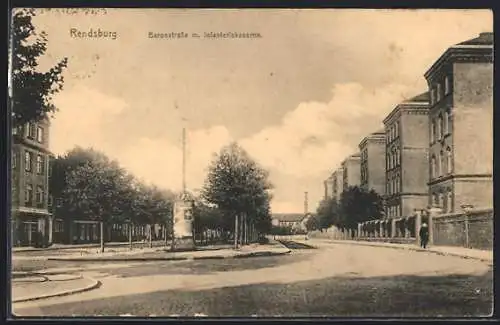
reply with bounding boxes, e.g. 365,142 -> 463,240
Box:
240,82 -> 417,179
112,126 -> 233,192
50,85 -> 128,154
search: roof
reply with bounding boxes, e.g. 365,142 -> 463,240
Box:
455,32 -> 493,46
403,91 -> 430,103
424,33 -> 493,80
272,213 -> 306,222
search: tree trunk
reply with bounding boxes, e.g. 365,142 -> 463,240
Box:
129,223 -> 133,250
164,223 -> 169,247
244,214 -> 248,245
234,214 -> 239,249
149,224 -> 153,248
100,221 -> 104,253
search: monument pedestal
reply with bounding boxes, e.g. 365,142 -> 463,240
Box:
170,194 -> 196,252
171,236 -> 196,252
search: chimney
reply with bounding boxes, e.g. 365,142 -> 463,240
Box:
304,191 -> 309,215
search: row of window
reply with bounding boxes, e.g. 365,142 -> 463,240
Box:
360,165 -> 368,184
25,184 -> 45,206
12,123 -> 45,143
386,174 -> 401,195
430,109 -> 452,143
432,190 -> 453,213
14,151 -> 46,174
387,147 -> 401,170
386,121 -> 400,144
430,76 -> 451,106
387,205 -> 401,218
430,147 -> 453,179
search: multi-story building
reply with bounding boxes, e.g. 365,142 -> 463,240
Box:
11,119 -> 53,246
323,175 -> 335,200
424,32 -> 493,213
341,154 -> 361,190
331,167 -> 344,202
359,130 -> 386,195
383,92 -> 430,218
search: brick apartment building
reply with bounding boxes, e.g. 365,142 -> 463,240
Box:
359,130 -> 386,196
383,92 -> 430,218
342,154 -> 361,190
424,32 -> 493,213
11,119 -> 53,246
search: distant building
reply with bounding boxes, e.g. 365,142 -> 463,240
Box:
383,92 -> 430,218
323,176 -> 335,200
11,120 -> 53,246
271,213 -> 311,232
331,167 -> 344,202
358,130 -> 386,195
341,154 -> 361,190
424,32 -> 493,213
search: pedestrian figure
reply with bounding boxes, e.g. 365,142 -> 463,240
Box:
419,223 -> 429,249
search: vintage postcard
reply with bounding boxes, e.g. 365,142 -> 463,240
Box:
9,8 -> 493,318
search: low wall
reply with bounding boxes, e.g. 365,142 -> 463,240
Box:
433,208 -> 493,250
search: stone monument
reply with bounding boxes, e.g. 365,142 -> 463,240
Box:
170,127 -> 196,251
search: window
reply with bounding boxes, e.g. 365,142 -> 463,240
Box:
445,76 -> 450,95
447,191 -> 453,212
394,122 -> 399,138
437,114 -> 443,140
431,120 -> 436,143
430,88 -> 435,105
36,186 -> 44,204
27,123 -> 35,139
431,155 -> 436,179
443,111 -> 449,135
12,127 -> 18,135
25,184 -> 33,205
446,147 -> 452,174
433,193 -> 439,206
437,83 -> 442,102
36,155 -> 44,174
12,153 -> 16,169
439,193 -> 445,209
36,127 -> 44,143
24,151 -> 32,172
438,151 -> 443,176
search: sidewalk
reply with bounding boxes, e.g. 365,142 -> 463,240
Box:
24,242 -> 291,262
295,238 -> 493,263
13,240 -> 166,254
12,273 -> 100,303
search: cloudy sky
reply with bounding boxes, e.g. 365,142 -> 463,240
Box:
29,9 -> 491,213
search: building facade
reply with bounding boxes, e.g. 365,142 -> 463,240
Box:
323,176 -> 335,200
383,92 -> 430,218
359,130 -> 386,195
12,120 -> 53,246
341,154 -> 361,190
424,32 -> 493,213
331,167 -> 344,202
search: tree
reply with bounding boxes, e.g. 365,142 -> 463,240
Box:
316,197 -> 340,230
10,9 -> 68,127
63,153 -> 131,252
338,186 -> 384,231
202,142 -> 273,248
304,214 -> 320,232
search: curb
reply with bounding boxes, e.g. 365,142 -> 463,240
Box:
13,277 -> 101,304
45,249 -> 292,262
308,239 -> 493,263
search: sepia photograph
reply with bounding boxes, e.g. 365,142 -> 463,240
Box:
8,8 -> 493,318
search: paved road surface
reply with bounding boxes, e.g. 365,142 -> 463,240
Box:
12,242 -> 492,317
